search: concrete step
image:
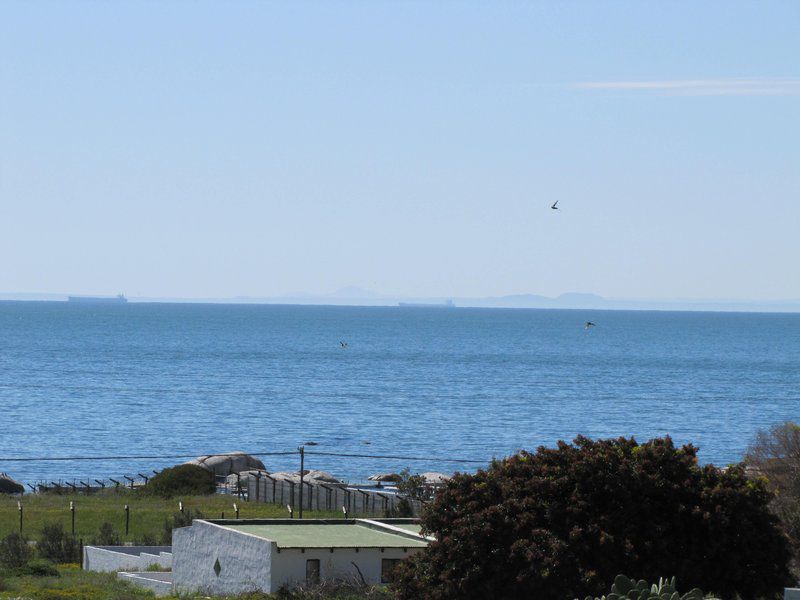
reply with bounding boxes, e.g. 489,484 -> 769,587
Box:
118,571 -> 172,597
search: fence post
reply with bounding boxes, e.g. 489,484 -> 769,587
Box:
298,446 -> 305,519
18,501 -> 22,533
70,501 -> 75,535
124,504 -> 130,536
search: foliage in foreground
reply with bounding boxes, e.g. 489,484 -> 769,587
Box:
745,421 -> 800,573
392,435 -> 793,600
141,464 -> 216,498
0,565 -> 394,600
580,574 -> 716,600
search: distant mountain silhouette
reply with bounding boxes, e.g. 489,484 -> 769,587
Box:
2,290 -> 800,313
327,286 -> 383,299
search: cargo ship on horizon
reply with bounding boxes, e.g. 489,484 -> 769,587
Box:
67,294 -> 128,304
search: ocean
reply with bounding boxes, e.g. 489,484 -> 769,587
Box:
1,302 -> 798,486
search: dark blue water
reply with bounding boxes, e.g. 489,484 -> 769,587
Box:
1,302 -> 798,485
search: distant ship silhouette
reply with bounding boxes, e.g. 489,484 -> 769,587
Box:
67,294 -> 128,304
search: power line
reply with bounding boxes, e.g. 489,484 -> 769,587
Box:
0,450 -> 299,463
0,449 -> 489,465
305,451 -> 487,465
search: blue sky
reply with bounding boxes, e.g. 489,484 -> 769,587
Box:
1,1 -> 798,299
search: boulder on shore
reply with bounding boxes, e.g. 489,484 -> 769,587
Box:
0,472 -> 24,495
225,469 -> 270,488
184,452 -> 266,477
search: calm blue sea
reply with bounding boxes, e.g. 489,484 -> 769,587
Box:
1,302 -> 798,486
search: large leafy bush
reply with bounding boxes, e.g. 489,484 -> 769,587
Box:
37,523 -> 79,564
392,436 -> 792,600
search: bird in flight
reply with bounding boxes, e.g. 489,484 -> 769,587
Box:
551,201 -> 559,210
340,341 -> 348,348
585,322 -> 596,330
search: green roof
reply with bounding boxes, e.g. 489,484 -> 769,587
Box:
389,523 -> 423,534
224,522 -> 427,549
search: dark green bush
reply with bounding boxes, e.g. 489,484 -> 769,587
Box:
160,508 -> 204,545
0,533 -> 32,569
134,533 -> 157,546
141,464 -> 215,498
392,436 -> 793,600
91,522 -> 120,546
13,558 -> 59,577
37,522 -> 80,564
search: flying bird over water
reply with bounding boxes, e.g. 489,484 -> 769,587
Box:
340,341 -> 348,348
551,201 -> 559,210
585,322 -> 596,329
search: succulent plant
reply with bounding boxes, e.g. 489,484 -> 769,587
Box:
579,574 -> 719,600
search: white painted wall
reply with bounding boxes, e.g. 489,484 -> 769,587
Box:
172,520 -> 273,595
271,547 -> 422,590
117,572 -> 173,597
83,546 -> 172,573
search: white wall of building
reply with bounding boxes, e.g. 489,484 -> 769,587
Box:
172,520 -> 425,594
272,547 -> 421,590
172,520 -> 273,595
83,546 -> 172,573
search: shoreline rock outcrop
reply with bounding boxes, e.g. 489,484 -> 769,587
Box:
184,452 -> 266,477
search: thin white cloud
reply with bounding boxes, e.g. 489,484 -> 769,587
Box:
574,78 -> 800,96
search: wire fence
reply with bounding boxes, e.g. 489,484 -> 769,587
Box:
1,448 -> 490,516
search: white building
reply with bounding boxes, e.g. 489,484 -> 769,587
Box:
172,518 -> 429,595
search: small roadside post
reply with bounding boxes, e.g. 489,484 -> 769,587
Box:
17,501 -> 22,533
298,446 -> 305,519
124,504 -> 130,536
70,501 -> 75,535
233,502 -> 239,519
287,504 -> 293,519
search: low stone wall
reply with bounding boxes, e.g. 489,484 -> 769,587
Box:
118,571 -> 172,597
83,546 -> 172,573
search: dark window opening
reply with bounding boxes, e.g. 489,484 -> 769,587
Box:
306,559 -> 320,585
381,558 -> 401,583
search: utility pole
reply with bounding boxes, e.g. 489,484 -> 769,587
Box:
298,446 -> 305,519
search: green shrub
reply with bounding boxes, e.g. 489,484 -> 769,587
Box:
37,522 -> 80,563
141,464 -> 215,498
92,522 -> 120,546
133,533 -> 157,546
0,532 -> 32,569
13,558 -> 60,577
579,574 -> 716,600
392,435 -> 793,600
160,508 -> 204,545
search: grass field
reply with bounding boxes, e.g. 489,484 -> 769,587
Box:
0,491 -> 340,543
0,565 -> 391,599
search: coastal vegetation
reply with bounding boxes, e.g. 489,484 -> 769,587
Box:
744,421 -> 800,575
391,436 -> 792,600
0,492 -> 339,541
140,463 -> 216,498
0,565 -> 392,600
